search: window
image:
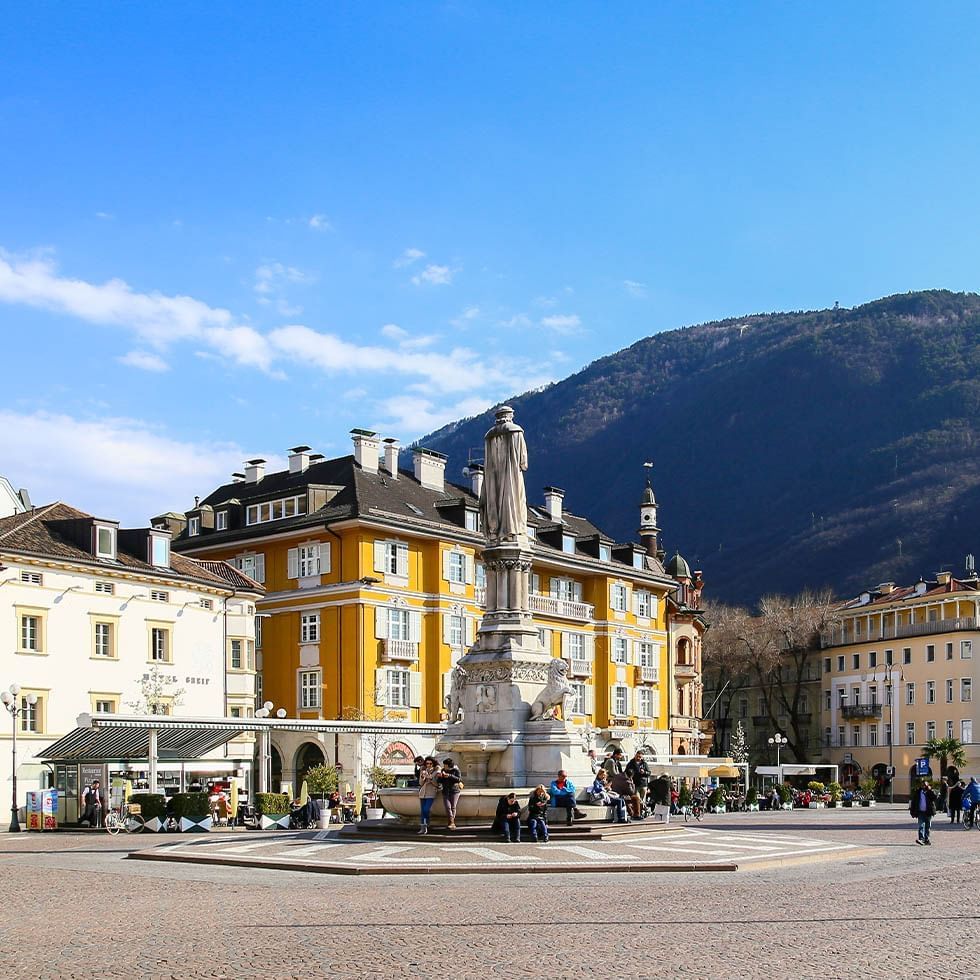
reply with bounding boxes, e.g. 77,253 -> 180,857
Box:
256,673 -> 263,707
300,670 -> 321,709
927,680 -> 936,704
95,581 -> 114,595
216,511 -> 228,531
852,725 -> 861,747
946,679 -> 954,703
906,722 -> 916,745
95,525 -> 116,559
837,726 -> 845,747
599,544 -> 611,562
739,698 -> 748,718
569,682 -> 586,715
636,688 -> 654,718
447,551 -> 466,584
230,639 -> 243,669
464,509 -> 480,532
961,678 -> 972,702
298,544 -> 321,578
838,688 -> 847,707
635,591 -> 652,618
235,553 -> 266,584
246,640 -> 255,670
300,613 -> 320,644
527,526 -> 536,540
885,649 -> 893,666
19,614 -> 41,652
869,724 -> 878,747
613,685 -> 629,717
947,642 -> 954,660
19,571 -> 42,585
852,653 -> 860,670
447,614 -> 464,648
94,622 -> 114,658
150,590 -> 169,603
552,578 -> 580,602
824,727 -> 831,747
256,616 -> 264,649
387,669 -> 411,708
612,637 -> 629,664
852,686 -> 861,705
386,608 -> 411,642
926,721 -> 936,741
633,552 -> 644,570
246,496 -> 308,526
562,534 -> 576,554
637,641 -> 656,667
188,517 -> 200,537
947,720 -> 954,739
150,627 -> 170,663
868,651 -> 877,668
824,657 -> 831,674
94,699 -> 116,714
962,640 -> 973,660
905,682 -> 915,705
869,684 -> 877,705
199,598 -> 213,611
837,656 -> 845,672
20,695 -> 42,733
567,633 -> 585,660
376,540 -> 409,578
884,723 -> 892,745
926,644 -> 935,663
903,648 -> 911,665
824,689 -> 831,710
610,584 -> 628,613
963,720 -> 974,743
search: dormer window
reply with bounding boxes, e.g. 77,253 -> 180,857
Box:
527,526 -> 536,540
246,495 -> 308,526
464,509 -> 481,532
216,511 -> 228,531
95,525 -> 116,560
599,544 -> 611,562
150,535 -> 170,568
188,516 -> 200,537
633,552 -> 645,570
562,534 -> 576,554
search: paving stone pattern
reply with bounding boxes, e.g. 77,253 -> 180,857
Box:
2,807 -> 979,979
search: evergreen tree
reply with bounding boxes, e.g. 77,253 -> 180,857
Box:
730,720 -> 749,765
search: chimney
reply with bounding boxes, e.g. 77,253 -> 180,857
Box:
351,429 -> 380,473
383,438 -> 400,479
309,453 -> 325,463
877,582 -> 895,595
413,447 -> 447,491
543,486 -> 565,523
464,463 -> 484,497
244,459 -> 266,484
937,571 -> 952,586
231,472 -> 246,483
289,445 -> 312,475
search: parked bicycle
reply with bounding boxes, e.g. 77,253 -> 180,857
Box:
105,801 -> 145,834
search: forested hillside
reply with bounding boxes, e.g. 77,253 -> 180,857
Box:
420,291 -> 980,605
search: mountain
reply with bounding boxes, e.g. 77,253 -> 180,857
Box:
418,290 -> 980,605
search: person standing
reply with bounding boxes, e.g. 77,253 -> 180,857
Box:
438,758 -> 463,830
626,751 -> 651,815
526,785 -> 551,842
938,777 -> 949,814
603,748 -> 626,778
949,780 -> 965,824
417,757 -> 440,835
963,777 -> 980,828
910,779 -> 938,845
80,779 -> 105,829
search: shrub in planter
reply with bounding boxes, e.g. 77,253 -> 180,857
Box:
255,792 -> 291,815
807,781 -> 825,794
708,787 -> 726,810
305,764 -> 339,800
827,781 -> 843,803
169,792 -> 211,832
746,786 -> 759,806
678,784 -> 692,810
129,793 -> 166,820
777,783 -> 793,804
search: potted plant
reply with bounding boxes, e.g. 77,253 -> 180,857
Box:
129,793 -> 167,832
859,776 -> 877,806
745,786 -> 759,812
678,783 -> 692,814
708,786 -> 727,813
304,764 -> 339,829
777,782 -> 793,810
807,781 -> 826,808
366,765 -> 396,820
827,781 -> 843,808
170,792 -> 211,833
255,792 -> 292,830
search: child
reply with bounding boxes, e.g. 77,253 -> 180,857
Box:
527,785 -> 551,842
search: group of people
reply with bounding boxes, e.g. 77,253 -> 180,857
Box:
909,775 -> 980,845
415,756 -> 464,833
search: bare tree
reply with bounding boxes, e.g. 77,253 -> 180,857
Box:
127,666 -> 186,716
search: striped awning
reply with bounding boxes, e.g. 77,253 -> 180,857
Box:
37,725 -> 243,763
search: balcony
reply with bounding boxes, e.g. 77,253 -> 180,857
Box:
635,665 -> 659,685
569,659 -> 593,678
529,592 -> 594,621
840,703 -> 883,720
825,616 -> 978,647
671,714 -> 700,732
382,639 -> 419,662
674,659 -> 697,678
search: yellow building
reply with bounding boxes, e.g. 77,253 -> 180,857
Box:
173,432 -> 685,784
821,570 -> 980,798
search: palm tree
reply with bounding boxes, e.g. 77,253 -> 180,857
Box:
923,737 -> 967,780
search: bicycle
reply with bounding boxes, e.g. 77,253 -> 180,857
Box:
105,802 -> 145,835
684,800 -> 704,823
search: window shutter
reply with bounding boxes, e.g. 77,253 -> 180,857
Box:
375,668 -> 388,706
532,573 -> 541,594
631,591 -> 640,616
254,554 -> 266,583
442,614 -> 452,645
626,688 -> 634,716
549,577 -> 559,599
584,685 -> 595,715
466,616 -> 476,646
584,635 -> 596,662
409,610 -> 422,643
374,540 -> 386,573
610,685 -> 617,712
409,671 -> 422,708
650,595 -> 659,620
321,542 -> 331,574
539,628 -> 550,655
442,549 -> 451,581
287,548 -> 299,579
573,581 -> 583,603
375,606 -> 389,640
560,632 -> 570,659
465,554 -> 475,584
608,583 -> 615,607
396,544 -> 409,578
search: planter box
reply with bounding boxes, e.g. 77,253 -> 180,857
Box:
179,815 -> 212,833
143,816 -> 168,832
260,813 -> 291,830
827,801 -> 839,808
746,803 -> 760,812
781,802 -> 794,810
365,808 -> 384,821
842,800 -> 854,807
808,802 -> 825,809
860,800 -> 876,807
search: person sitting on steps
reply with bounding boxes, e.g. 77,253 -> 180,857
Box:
549,770 -> 587,825
527,785 -> 551,842
495,792 -> 522,842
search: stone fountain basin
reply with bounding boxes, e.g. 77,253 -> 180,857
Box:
379,786 -> 554,825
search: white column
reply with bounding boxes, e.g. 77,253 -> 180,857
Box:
148,729 -> 158,795
258,729 -> 270,793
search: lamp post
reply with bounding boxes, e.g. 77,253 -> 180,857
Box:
0,685 -> 37,833
254,701 -> 286,793
768,732 -> 788,779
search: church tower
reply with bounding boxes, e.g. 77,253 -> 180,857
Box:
638,461 -> 662,560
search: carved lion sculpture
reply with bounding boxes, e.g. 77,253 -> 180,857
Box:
445,663 -> 467,723
529,658 -> 573,721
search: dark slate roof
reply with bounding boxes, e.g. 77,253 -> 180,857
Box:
0,502 -> 260,592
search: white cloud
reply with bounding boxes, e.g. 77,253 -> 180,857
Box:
95,211 -> 114,221
253,262 -> 313,295
623,279 -> 647,298
450,306 -> 480,329
400,334 -> 439,350
377,395 -> 493,437
540,313 -> 582,334
533,295 -> 558,309
411,264 -> 453,286
381,323 -> 409,340
308,213 -> 332,231
498,313 -> 532,329
118,350 -> 169,372
0,410 -> 284,525
393,247 -> 425,268
382,322 -> 439,350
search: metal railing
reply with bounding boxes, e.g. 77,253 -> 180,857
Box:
825,616 -> 978,647
840,703 -> 883,719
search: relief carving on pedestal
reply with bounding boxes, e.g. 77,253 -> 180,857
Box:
464,661 -> 550,684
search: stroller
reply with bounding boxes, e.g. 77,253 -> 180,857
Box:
289,797 -> 321,829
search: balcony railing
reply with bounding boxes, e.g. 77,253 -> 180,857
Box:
825,616 -> 978,647
840,703 -> 883,719
382,639 -> 419,662
529,592 -> 594,621
635,665 -> 659,685
674,659 -> 697,677
569,659 -> 593,678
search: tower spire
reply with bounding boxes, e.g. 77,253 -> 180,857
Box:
638,460 -> 661,559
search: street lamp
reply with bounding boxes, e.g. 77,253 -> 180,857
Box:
254,701 -> 286,794
768,732 -> 788,774
0,685 -> 37,832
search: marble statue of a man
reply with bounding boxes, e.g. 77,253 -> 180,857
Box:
479,406 -> 528,545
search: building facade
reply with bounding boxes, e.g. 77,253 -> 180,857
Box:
174,432 -> 701,789
820,572 -> 980,798
0,501 -> 262,816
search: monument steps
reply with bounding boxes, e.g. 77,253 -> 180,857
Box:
342,817 -> 684,842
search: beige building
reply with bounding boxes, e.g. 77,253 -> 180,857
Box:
821,571 -> 980,798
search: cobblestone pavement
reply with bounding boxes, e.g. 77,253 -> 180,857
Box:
2,807 -> 979,979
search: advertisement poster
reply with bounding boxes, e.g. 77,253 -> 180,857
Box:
42,789 -> 58,830
26,791 -> 42,830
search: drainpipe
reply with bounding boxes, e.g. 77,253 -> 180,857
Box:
323,526 -> 344,769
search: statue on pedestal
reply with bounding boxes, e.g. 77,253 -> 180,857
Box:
479,406 -> 528,547
529,658 -> 573,721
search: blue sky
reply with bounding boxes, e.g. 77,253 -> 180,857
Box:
2,3 -> 979,523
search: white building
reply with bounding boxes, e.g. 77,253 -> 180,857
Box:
0,501 -> 263,821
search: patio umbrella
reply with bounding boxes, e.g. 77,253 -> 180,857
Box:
708,765 -> 740,779
299,779 -> 309,805
229,780 -> 239,820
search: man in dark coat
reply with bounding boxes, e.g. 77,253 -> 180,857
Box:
910,779 -> 938,845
